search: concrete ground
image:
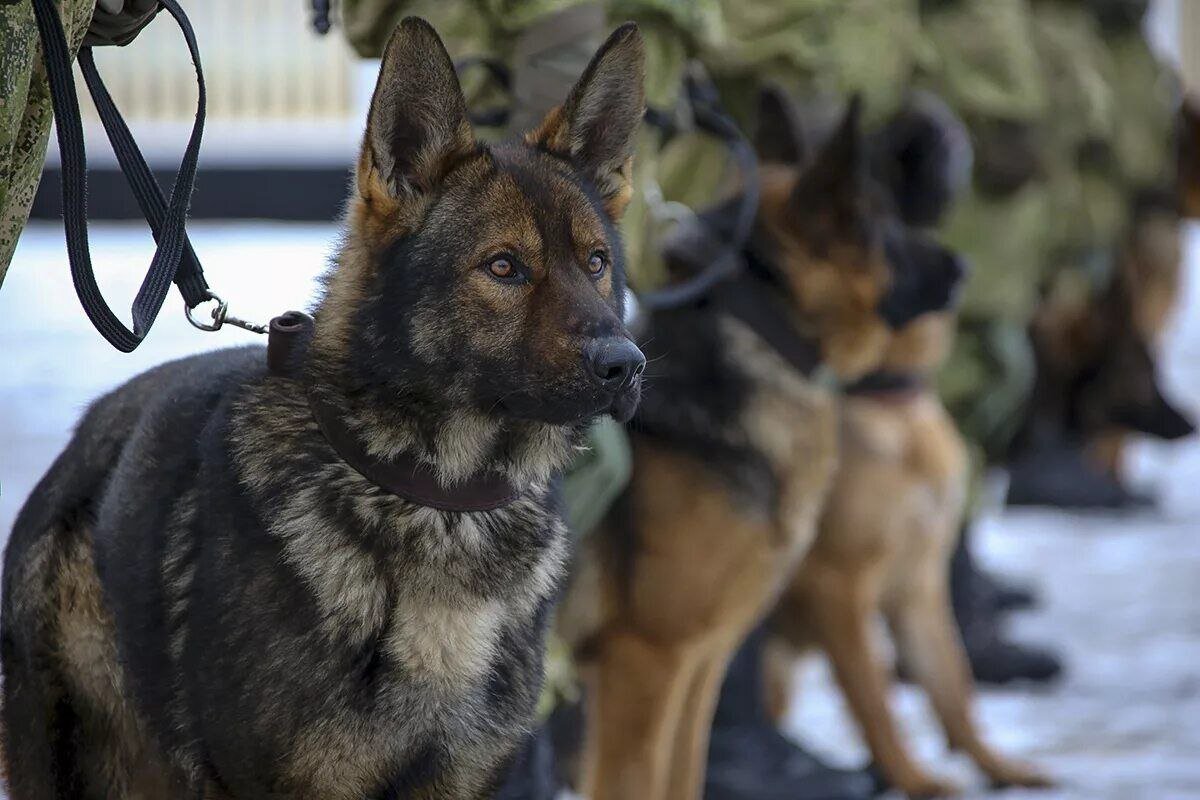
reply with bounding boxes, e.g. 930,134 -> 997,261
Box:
2,221 -> 1199,798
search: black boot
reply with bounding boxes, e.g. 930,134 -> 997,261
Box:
950,531 -> 1036,614
950,532 -> 1063,686
706,628 -> 875,800
1005,441 -> 1153,509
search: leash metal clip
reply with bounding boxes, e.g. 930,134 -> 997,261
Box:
185,290 -> 268,334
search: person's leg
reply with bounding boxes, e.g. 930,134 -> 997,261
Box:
950,526 -> 1035,614
705,627 -> 875,800
951,530 -> 1063,686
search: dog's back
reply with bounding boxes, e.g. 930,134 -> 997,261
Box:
2,347 -> 264,798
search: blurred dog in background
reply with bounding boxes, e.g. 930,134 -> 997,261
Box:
766,309 -> 1052,797
753,91 -> 1051,798
556,91 -> 966,800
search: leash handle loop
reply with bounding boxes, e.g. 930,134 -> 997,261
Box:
638,70 -> 761,311
32,0 -> 210,352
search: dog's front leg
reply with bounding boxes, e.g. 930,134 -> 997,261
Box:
888,565 -> 1053,790
582,627 -> 697,800
803,563 -> 961,798
663,645 -> 733,800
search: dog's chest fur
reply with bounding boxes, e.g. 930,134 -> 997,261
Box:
225,385 -> 570,794
721,316 -> 839,554
834,391 -> 968,579
269,489 -> 558,685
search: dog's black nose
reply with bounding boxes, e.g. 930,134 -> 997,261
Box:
584,337 -> 646,391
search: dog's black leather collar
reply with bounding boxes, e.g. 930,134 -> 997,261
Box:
843,370 -> 926,398
267,312 -> 522,512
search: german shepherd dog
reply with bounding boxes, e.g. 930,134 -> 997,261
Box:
1030,245 -> 1195,485
1,18 -> 646,800
556,92 -> 965,800
765,311 -> 1053,798
1081,192 -> 1195,479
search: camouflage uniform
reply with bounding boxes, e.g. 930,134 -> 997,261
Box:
916,0 -> 1050,466
1030,0 -> 1123,293
700,0 -> 929,125
0,0 -> 96,284
929,0 -> 1180,474
1029,0 -> 1179,333
0,0 -> 159,285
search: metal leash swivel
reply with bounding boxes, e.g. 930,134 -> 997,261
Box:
35,0 -> 273,349
185,290 -> 268,334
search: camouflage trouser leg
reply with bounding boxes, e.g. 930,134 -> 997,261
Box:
0,0 -> 94,285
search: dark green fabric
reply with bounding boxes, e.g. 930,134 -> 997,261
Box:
562,416 -> 633,538
85,0 -> 160,47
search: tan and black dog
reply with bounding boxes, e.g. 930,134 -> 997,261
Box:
557,94 -> 965,800
1032,248 -> 1195,486
766,311 -> 1053,798
2,19 -> 646,800
1084,193 -> 1193,478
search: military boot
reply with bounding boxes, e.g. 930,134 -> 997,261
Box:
706,629 -> 875,800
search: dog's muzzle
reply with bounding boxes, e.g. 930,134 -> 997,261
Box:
583,336 -> 645,422
583,336 -> 646,393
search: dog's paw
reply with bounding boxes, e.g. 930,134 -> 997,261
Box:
984,758 -> 1055,790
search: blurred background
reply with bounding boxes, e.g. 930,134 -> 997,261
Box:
1,1 -> 1199,798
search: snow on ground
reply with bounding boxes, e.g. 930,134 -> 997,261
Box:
2,222 -> 1199,798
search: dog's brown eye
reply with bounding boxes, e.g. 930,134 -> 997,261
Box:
488,257 -> 515,279
588,251 -> 608,277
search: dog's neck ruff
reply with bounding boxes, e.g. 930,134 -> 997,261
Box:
717,266 -> 825,379
267,312 -> 522,512
657,221 -> 826,380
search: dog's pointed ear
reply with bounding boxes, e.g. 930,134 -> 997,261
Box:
792,95 -> 867,212
755,86 -> 806,165
787,97 -> 873,231
1141,387 -> 1198,441
357,17 -> 476,202
527,23 -> 646,219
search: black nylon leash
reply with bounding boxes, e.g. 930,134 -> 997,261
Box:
30,0 -> 255,351
638,73 -> 761,311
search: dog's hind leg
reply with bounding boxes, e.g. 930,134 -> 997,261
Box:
797,562 -> 961,799
581,629 -> 695,800
887,563 -> 1053,790
2,522 -> 89,800
3,392 -> 166,799
1,657 -> 86,800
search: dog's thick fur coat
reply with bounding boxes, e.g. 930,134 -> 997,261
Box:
2,18 -> 645,799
